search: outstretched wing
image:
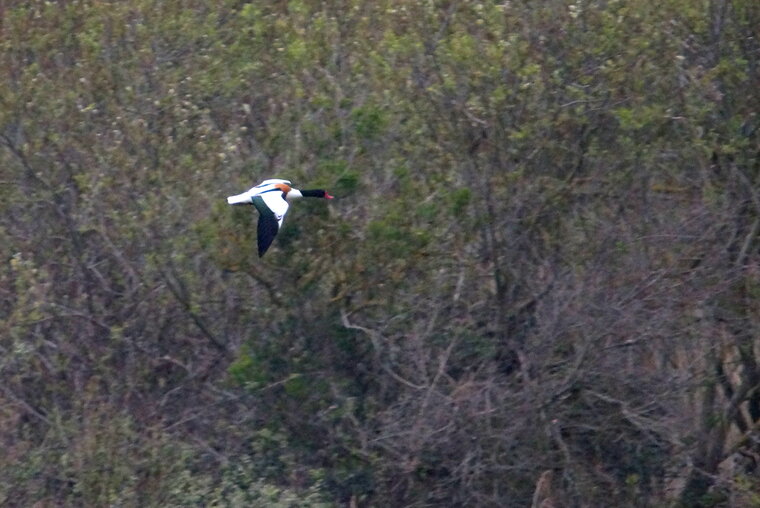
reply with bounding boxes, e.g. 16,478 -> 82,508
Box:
251,193 -> 290,257
257,179 -> 291,187
256,211 -> 279,257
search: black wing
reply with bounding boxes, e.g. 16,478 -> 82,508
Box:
256,212 -> 279,257
251,195 -> 282,257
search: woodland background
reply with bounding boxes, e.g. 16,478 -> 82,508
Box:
1,0 -> 759,506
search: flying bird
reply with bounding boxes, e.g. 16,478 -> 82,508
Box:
227,179 -> 334,257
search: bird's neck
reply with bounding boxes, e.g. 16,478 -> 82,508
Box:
285,189 -> 303,201
299,189 -> 327,198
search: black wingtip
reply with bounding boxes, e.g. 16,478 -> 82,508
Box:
257,236 -> 273,258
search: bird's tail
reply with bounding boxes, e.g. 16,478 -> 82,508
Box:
227,193 -> 252,205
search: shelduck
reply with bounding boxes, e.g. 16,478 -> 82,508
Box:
227,179 -> 334,257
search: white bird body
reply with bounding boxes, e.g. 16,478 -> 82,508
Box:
227,179 -> 292,226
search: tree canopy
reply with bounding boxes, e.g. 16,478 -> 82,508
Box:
1,0 -> 759,506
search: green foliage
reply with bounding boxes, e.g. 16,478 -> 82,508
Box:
351,105 -> 388,140
449,187 -> 471,215
335,171 -> 360,196
2,0 -> 760,505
